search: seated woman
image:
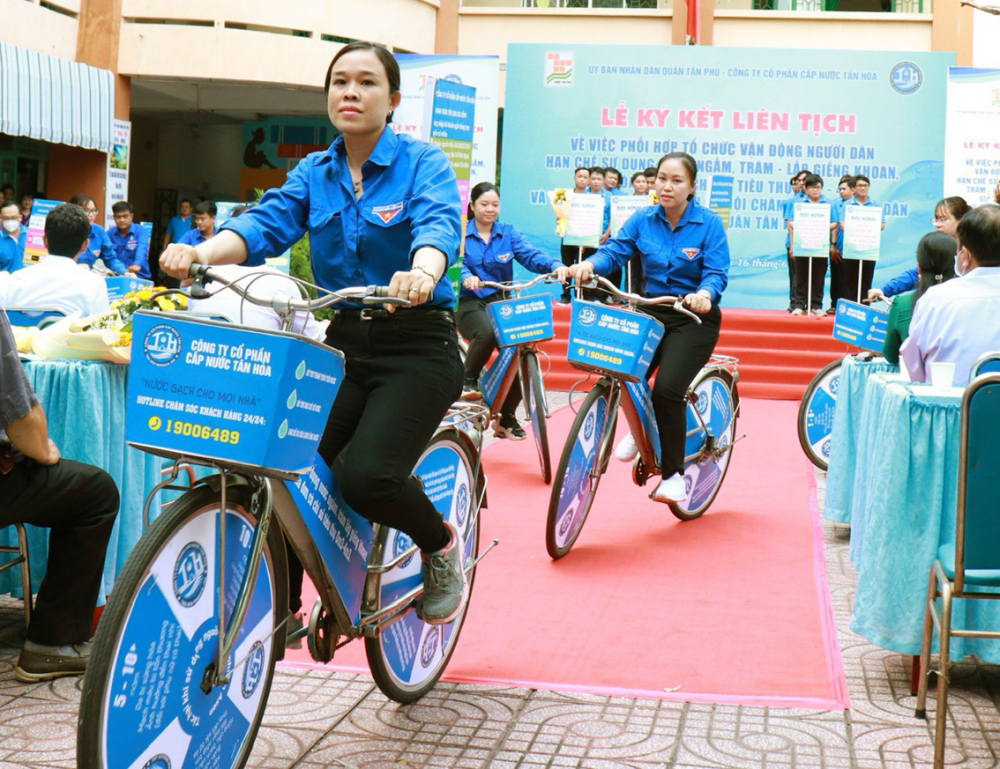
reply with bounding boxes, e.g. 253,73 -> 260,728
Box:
882,231 -> 957,364
457,182 -> 567,440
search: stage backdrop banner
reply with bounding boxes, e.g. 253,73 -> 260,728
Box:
944,67 -> 1000,207
501,45 -> 954,309
394,54 -> 500,189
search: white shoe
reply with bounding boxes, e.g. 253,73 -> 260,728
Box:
614,432 -> 638,462
651,473 -> 687,503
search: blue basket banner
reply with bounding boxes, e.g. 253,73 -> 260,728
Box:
127,312 -> 344,474
486,293 -> 554,348
106,275 -> 153,302
567,300 -> 664,382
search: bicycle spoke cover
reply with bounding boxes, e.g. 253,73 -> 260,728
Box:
103,510 -> 275,769
680,376 -> 735,510
625,379 -> 661,464
376,442 -> 474,686
552,395 -> 608,549
286,454 -> 374,625
803,367 -> 839,464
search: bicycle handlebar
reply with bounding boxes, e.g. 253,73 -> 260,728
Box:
479,272 -> 561,294
583,276 -> 702,324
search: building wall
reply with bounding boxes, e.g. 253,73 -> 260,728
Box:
0,0 -> 79,59
713,11 -> 932,49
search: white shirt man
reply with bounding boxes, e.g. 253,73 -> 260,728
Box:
901,205 -> 1000,385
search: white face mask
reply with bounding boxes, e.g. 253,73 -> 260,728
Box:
2,220 -> 19,234
955,248 -> 967,278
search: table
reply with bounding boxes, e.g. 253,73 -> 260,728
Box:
823,354 -> 900,524
841,374 -> 1000,662
0,360 -> 161,601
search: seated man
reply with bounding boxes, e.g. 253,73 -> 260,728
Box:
901,204 -> 1000,385
106,201 -> 150,279
0,202 -> 26,273
0,203 -> 110,317
0,310 -> 119,681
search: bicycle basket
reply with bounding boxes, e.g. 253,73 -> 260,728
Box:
127,311 -> 344,474
567,299 -> 664,382
486,293 -> 555,348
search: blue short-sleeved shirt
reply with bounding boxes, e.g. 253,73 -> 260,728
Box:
0,229 -> 26,273
178,229 -> 210,247
833,196 -> 879,253
222,127 -> 462,309
166,214 -> 194,244
78,224 -> 125,273
107,222 -> 151,279
588,198 -> 730,303
460,220 -> 561,300
782,190 -> 807,249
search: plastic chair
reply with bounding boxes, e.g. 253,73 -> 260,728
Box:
915,372 -> 1000,768
4,307 -> 67,329
0,524 -> 33,627
971,351 -> 1000,379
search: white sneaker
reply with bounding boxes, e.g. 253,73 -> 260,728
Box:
651,473 -> 687,503
614,432 -> 638,462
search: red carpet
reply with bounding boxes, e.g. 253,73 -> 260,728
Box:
282,398 -> 849,710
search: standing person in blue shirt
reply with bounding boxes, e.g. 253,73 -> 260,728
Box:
107,201 -> 150,278
788,173 -> 836,316
70,194 -> 126,274
162,199 -> 195,250
569,152 -> 729,504
557,166 -> 591,303
782,170 -> 809,312
177,201 -> 217,246
456,182 -> 567,439
0,202 -> 26,272
834,174 -> 884,302
160,41 -> 467,624
603,167 -> 625,196
827,175 -> 854,313
588,165 -> 620,294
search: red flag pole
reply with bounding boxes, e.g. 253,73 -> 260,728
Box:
687,0 -> 701,43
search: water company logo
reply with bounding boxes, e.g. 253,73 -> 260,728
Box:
144,324 -> 181,367
584,411 -> 596,441
821,439 -> 832,458
578,306 -> 598,326
545,52 -> 574,88
372,201 -> 405,224
393,531 -> 415,569
695,391 -> 709,415
558,509 -> 574,537
456,483 -> 469,527
684,475 -> 693,495
421,626 -> 440,667
142,756 -> 171,769
499,304 -> 514,319
829,375 -> 840,395
174,542 -> 208,607
241,641 -> 265,698
890,62 -> 922,95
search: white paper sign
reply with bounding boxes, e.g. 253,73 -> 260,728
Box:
610,196 -> 649,238
843,206 -> 882,261
563,195 -> 604,248
792,202 -> 831,258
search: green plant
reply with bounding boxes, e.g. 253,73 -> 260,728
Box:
288,233 -> 336,322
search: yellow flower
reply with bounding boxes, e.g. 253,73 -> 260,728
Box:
137,289 -> 153,302
175,295 -> 188,309
156,298 -> 176,312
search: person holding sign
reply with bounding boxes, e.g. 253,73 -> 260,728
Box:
556,167 -> 592,303
457,182 -> 567,438
160,42 -> 468,624
835,175 -> 884,302
71,194 -> 126,275
569,152 -> 729,504
789,174 -> 835,316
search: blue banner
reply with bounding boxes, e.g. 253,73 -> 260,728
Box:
832,299 -> 888,352
501,45 -> 954,309
106,276 -> 153,301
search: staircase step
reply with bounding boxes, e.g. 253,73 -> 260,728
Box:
718,329 -> 852,353
714,346 -> 842,369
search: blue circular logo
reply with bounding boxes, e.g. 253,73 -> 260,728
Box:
393,531 -> 415,569
890,62 -> 922,95
583,411 -> 595,441
578,307 -> 597,327
421,626 -> 440,666
173,542 -> 208,607
144,324 -> 182,367
499,304 -> 514,319
821,438 -> 832,458
684,474 -> 693,495
695,389 -> 709,415
455,483 -> 469,527
829,374 -> 841,395
558,509 -> 574,537
241,641 -> 265,699
142,756 -> 171,769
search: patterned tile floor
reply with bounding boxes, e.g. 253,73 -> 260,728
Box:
0,431 -> 998,767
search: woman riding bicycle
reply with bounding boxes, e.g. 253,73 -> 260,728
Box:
457,181 -> 567,440
569,152 -> 730,504
160,42 -> 467,624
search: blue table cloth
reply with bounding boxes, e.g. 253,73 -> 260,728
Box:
823,355 -> 900,523
0,360 -> 161,602
847,376 -> 1000,662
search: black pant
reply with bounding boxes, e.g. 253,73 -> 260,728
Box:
829,254 -> 843,309
560,243 -> 598,301
839,259 -> 875,303
0,459 -> 119,645
786,248 -> 797,310
456,295 -> 521,417
643,304 -> 722,479
793,255 -> 828,311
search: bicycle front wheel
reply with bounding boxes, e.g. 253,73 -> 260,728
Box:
797,358 -> 842,471
669,369 -> 738,522
78,484 -> 287,769
546,381 -> 615,559
522,348 -> 552,484
364,431 -> 481,703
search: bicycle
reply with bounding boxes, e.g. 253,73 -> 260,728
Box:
796,297 -> 892,471
465,274 -> 558,483
546,277 -> 741,560
77,266 -> 496,769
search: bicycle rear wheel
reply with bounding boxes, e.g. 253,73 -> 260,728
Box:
522,348 -> 552,484
797,358 -> 842,471
546,381 -> 615,559
668,370 -> 737,522
364,431 -> 481,703
78,483 -> 287,769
